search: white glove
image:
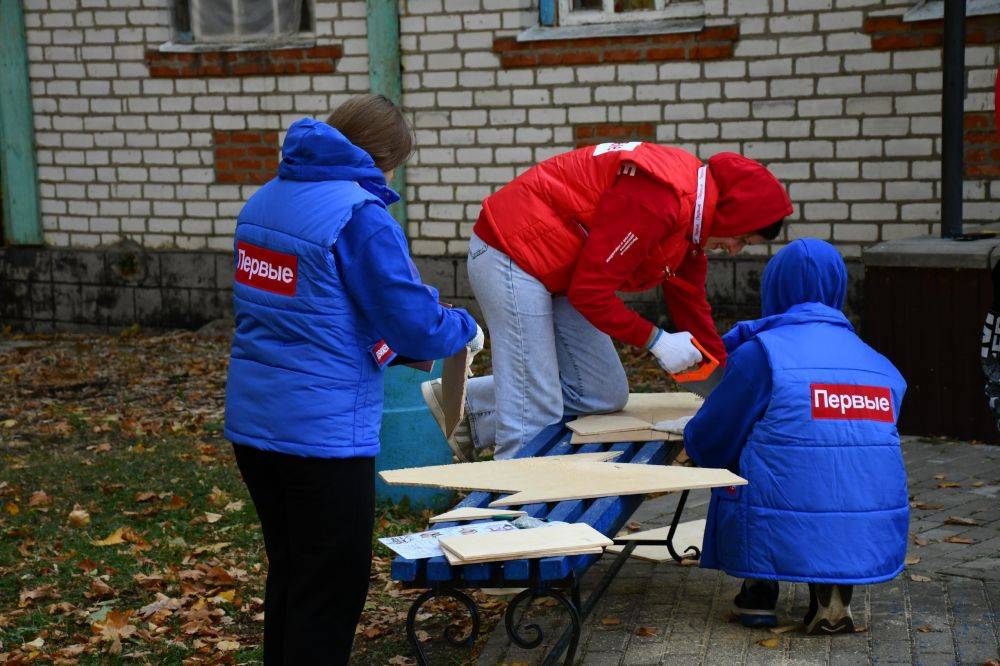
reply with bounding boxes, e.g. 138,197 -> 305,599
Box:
467,324 -> 485,357
649,329 -> 703,374
652,415 -> 693,435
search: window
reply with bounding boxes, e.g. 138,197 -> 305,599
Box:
554,0 -> 702,27
172,0 -> 314,45
904,0 -> 1000,22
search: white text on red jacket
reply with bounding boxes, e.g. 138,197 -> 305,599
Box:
235,241 -> 298,296
810,383 -> 894,422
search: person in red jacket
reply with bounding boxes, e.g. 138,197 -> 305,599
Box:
423,142 -> 793,460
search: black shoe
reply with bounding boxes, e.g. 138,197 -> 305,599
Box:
804,584 -> 854,635
733,579 -> 779,628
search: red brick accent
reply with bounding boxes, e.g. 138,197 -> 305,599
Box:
146,44 -> 343,78
965,112 -> 1000,178
863,14 -> 1000,51
493,24 -> 739,68
214,130 -> 280,185
574,122 -> 658,148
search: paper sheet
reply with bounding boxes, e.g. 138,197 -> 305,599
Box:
377,520 -> 516,560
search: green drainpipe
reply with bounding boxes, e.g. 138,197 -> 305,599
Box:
0,0 -> 43,245
366,0 -> 408,231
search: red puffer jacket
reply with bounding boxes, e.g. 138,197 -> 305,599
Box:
474,142 -> 792,361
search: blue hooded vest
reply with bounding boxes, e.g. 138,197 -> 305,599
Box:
701,240 -> 909,584
224,118 -> 403,459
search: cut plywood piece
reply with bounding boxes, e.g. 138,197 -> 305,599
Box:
608,519 -> 706,563
488,464 -> 744,507
429,507 -> 527,523
441,347 -> 470,440
569,392 -> 703,444
379,451 -> 745,509
438,522 -> 612,565
379,451 -> 623,493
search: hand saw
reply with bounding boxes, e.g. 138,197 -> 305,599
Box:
671,337 -> 722,399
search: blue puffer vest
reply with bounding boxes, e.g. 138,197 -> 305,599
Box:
706,312 -> 909,584
224,118 -> 399,458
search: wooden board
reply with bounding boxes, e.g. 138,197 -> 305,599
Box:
429,507 -> 527,523
568,393 -> 703,444
379,451 -> 746,509
608,519 -> 706,563
488,464 -> 745,508
379,451 -> 623,492
441,347 -> 470,440
438,522 -> 612,565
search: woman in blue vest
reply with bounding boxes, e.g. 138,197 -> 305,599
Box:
224,95 -> 481,664
682,239 -> 908,634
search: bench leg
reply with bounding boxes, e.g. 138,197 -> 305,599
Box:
665,489 -> 701,563
504,586 -> 582,665
405,586 -> 481,666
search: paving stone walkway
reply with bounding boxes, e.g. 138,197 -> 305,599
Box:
479,438 -> 1000,665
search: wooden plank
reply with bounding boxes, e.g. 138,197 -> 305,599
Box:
488,463 -> 745,508
567,414 -> 650,436
440,347 -> 470,439
429,507 -> 526,523
566,393 -> 701,443
438,523 -> 612,565
0,0 -> 43,245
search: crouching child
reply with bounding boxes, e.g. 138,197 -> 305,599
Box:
682,238 -> 909,634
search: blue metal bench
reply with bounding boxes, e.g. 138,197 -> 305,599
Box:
391,422 -> 699,664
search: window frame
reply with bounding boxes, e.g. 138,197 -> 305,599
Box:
554,0 -> 703,28
903,0 -> 1000,22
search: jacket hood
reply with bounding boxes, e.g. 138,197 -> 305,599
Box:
722,239 -> 851,352
277,118 -> 399,205
706,153 -> 793,238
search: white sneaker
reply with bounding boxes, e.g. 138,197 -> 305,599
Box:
420,378 -> 475,462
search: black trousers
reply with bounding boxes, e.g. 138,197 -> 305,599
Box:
233,444 -> 375,665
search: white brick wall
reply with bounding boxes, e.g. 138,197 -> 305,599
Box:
19,0 -> 1000,256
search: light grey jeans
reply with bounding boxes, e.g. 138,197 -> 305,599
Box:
466,233 -> 629,459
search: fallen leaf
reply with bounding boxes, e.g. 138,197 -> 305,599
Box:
910,574 -> 932,582
86,577 -> 115,600
5,502 -> 20,515
134,491 -> 158,503
92,527 -> 126,546
911,502 -> 943,510
19,584 -> 56,607
972,481 -> 985,488
68,505 -> 90,528
208,486 -> 229,506
216,640 -> 240,651
904,555 -> 921,566
626,521 -> 642,532
414,629 -> 431,642
635,626 -> 659,636
205,512 -> 223,524
601,617 -> 621,626
933,474 -> 946,480
916,625 -> 933,633
92,609 -> 137,655
28,490 -> 52,507
944,516 -> 978,526
913,536 -> 928,546
769,623 -> 801,634
22,636 -> 44,650
224,500 -> 244,512
756,637 -> 781,648
944,535 -> 974,544
937,482 -> 961,489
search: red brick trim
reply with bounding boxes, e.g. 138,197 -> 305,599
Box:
574,122 -> 657,148
493,25 -> 738,68
214,130 -> 279,185
146,44 -> 343,78
864,14 -> 1000,51
965,112 -> 1000,178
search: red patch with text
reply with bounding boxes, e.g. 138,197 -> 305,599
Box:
810,383 -> 894,422
235,241 -> 298,296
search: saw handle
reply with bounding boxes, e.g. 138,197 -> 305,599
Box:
671,337 -> 719,383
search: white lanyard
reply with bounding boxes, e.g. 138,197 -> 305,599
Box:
692,165 -> 707,245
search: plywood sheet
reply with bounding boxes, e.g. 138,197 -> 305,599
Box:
608,519 -> 706,563
380,450 -> 745,509
568,393 -> 703,444
438,522 -> 612,564
441,347 -> 470,440
429,507 -> 527,523
379,451 -> 623,493
488,464 -> 744,507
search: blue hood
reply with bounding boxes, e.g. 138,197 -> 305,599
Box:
724,239 -> 851,352
277,117 -> 399,205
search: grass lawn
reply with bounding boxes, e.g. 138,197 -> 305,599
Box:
0,326 -> 673,664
